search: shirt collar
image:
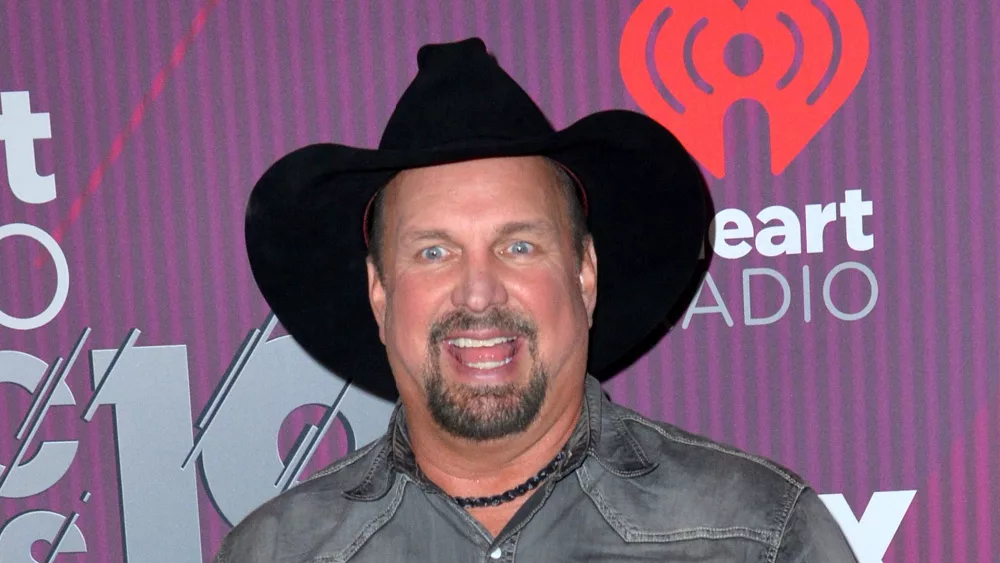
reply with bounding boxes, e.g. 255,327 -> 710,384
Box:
343,374 -> 655,501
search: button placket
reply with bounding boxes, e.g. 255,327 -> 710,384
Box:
485,541 -> 516,563
484,534 -> 519,563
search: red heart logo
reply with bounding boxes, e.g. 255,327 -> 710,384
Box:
620,0 -> 870,178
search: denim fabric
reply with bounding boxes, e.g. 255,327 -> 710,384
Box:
215,376 -> 857,562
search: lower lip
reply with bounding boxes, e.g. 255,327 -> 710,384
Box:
443,340 -> 522,383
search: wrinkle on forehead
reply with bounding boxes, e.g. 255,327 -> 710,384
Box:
381,156 -> 570,251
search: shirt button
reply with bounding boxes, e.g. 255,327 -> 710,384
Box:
489,547 -> 502,559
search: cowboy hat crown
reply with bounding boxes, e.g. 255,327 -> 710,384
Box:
381,38 -> 554,151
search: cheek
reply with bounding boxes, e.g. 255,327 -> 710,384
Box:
384,273 -> 451,358
511,269 -> 588,338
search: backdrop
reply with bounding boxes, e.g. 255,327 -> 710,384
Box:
1,1 -> 996,562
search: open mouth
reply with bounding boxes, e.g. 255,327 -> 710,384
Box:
444,335 -> 520,370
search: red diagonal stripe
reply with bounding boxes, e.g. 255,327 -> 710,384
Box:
40,0 -> 222,262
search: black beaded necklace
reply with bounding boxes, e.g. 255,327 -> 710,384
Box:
452,451 -> 567,508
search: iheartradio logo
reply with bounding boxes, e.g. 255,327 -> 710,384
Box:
620,0 -> 870,177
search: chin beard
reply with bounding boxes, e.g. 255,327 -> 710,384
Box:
422,307 -> 548,441
424,363 -> 549,440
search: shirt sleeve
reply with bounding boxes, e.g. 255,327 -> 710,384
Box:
773,487 -> 859,563
212,508 -> 282,563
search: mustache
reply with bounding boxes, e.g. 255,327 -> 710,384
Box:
428,308 -> 538,346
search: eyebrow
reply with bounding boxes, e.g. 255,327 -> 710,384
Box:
403,229 -> 454,245
495,220 -> 555,239
401,220 -> 555,246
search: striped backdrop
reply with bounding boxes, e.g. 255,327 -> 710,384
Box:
1,1 -> 997,561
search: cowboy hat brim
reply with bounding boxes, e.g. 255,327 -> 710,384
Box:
246,109 -> 706,401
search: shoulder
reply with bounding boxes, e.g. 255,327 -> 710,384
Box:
580,402 -> 809,549
614,402 -> 806,492
214,438 -> 391,563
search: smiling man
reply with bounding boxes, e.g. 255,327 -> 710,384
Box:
217,38 -> 857,562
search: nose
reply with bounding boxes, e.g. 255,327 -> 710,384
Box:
450,250 -> 508,312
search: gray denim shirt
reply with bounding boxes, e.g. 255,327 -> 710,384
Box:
215,376 -> 857,562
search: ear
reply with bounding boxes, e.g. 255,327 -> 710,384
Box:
366,258 -> 387,343
579,237 -> 598,327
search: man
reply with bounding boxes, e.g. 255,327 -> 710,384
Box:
218,38 -> 856,562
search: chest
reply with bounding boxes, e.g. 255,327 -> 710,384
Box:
339,488 -> 771,563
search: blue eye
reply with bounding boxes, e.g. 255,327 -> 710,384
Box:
508,241 -> 534,255
420,246 -> 447,261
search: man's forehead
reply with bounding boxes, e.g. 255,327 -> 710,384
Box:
390,155 -> 559,191
382,156 -> 565,223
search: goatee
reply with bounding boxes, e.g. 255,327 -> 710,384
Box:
424,308 -> 549,440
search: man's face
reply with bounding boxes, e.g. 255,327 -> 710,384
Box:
366,156 -> 597,441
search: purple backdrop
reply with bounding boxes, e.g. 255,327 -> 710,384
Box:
1,1 -> 997,561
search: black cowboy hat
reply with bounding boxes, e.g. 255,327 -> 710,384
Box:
246,38 -> 706,401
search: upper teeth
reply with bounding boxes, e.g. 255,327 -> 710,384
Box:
448,336 -> 516,348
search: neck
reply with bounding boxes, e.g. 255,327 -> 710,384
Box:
405,386 -> 584,502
